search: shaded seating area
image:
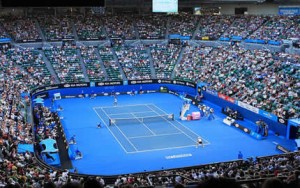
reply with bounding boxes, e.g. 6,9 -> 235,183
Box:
115,45 -> 152,80
150,44 -> 181,79
174,46 -> 212,82
74,15 -> 107,40
168,14 -> 198,37
43,44 -> 85,83
80,46 -> 105,82
136,15 -> 167,39
99,46 -> 122,81
38,15 -> 74,41
1,17 -> 42,42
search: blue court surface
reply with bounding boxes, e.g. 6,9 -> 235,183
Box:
47,93 -> 297,175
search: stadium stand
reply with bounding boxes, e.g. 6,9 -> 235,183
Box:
1,17 -> 42,43
150,44 -> 182,79
136,15 -> 167,40
79,46 -> 106,82
37,15 -> 74,41
114,45 -> 152,80
43,43 -> 85,83
98,46 -> 123,81
74,15 -> 107,41
0,10 -> 299,187
168,14 -> 198,38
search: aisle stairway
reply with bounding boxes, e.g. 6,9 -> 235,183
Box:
39,50 -> 60,84
146,47 -> 156,79
95,48 -> 109,81
71,20 -> 79,41
34,19 -> 46,42
111,47 -> 127,80
171,46 -> 186,79
76,48 -> 90,82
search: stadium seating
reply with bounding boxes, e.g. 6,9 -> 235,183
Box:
43,44 -> 85,83
38,15 -> 74,41
80,46 -> 106,82
99,46 -> 122,81
114,45 -> 152,80
0,12 -> 299,188
150,44 -> 182,79
74,15 -> 106,40
1,17 -> 42,42
136,15 -> 167,39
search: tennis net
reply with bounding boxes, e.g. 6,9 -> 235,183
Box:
109,113 -> 174,126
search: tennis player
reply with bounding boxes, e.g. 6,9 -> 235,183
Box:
196,137 -> 204,148
113,96 -> 118,106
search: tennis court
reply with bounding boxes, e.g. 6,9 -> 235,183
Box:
93,104 -> 209,153
53,93 -> 296,175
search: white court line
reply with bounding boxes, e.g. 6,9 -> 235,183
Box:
126,144 -> 198,154
94,103 -> 154,109
107,111 -> 155,116
148,104 -> 211,145
98,107 -> 139,152
128,132 -> 182,139
131,113 -> 156,136
92,107 -> 128,154
146,104 -> 197,143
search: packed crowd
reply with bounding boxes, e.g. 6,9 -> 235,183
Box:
37,16 -> 74,41
175,44 -> 300,119
80,46 -> 106,82
74,15 -> 106,41
195,15 -> 235,40
3,47 -> 53,89
98,46 -> 123,81
221,15 -> 268,39
43,43 -> 85,83
146,151 -> 300,188
1,17 -> 42,42
0,14 -> 299,43
0,23 -> 10,39
249,16 -> 300,42
115,45 -> 152,80
0,12 -> 299,187
150,44 -> 182,79
168,14 -> 198,37
136,15 -> 167,39
102,15 -> 137,40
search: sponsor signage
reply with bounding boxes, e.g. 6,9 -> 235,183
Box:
159,86 -> 168,93
218,93 -> 235,103
157,79 -> 172,84
31,80 -> 196,95
172,80 -> 196,88
97,81 -> 122,86
259,109 -> 278,122
233,122 -> 251,134
237,101 -> 259,114
278,117 -> 288,125
63,83 -> 89,88
279,7 -> 300,15
129,80 -> 154,84
276,144 -> 291,153
146,90 -> 157,93
205,88 -> 218,96
34,92 -> 49,99
62,95 -> 77,99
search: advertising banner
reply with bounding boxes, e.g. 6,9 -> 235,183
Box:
218,93 -> 235,103
237,101 -> 259,114
258,109 -> 278,122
